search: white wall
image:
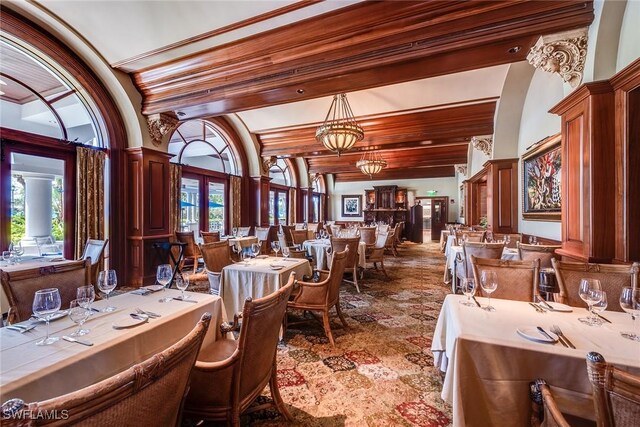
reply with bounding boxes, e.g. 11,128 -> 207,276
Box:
617,0 -> 640,71
330,177 -> 459,222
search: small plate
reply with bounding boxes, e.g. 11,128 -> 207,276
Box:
112,315 -> 148,329
142,284 -> 164,292
269,264 -> 284,271
543,302 -> 573,312
256,255 -> 269,259
517,326 -> 559,343
34,310 -> 68,322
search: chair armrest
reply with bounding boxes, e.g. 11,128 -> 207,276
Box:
220,313 -> 242,334
194,348 -> 241,371
290,277 -> 330,305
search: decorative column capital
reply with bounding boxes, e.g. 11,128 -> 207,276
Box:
526,28 -> 588,88
471,135 -> 493,157
454,164 -> 468,176
262,156 -> 277,174
147,113 -> 179,146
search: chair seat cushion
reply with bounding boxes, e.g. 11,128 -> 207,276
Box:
198,338 -> 238,363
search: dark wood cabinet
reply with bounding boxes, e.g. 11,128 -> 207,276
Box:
363,185 -> 408,228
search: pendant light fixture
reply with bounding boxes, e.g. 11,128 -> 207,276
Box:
356,149 -> 387,178
315,93 -> 364,156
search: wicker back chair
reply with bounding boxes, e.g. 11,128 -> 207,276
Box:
471,256 -> 541,302
200,231 -> 221,243
456,230 -> 486,243
329,225 -> 342,236
307,222 -> 321,233
2,313 -> 212,426
280,225 -> 295,246
331,236 -> 361,293
358,226 -> 377,246
455,242 -> 504,289
287,248 -> 349,346
587,351 -> 640,427
175,231 -> 200,273
290,229 -> 308,248
198,241 -> 234,295
288,249 -> 307,259
529,379 -> 571,427
377,224 -> 390,234
80,239 -> 108,285
492,233 -> 522,248
1,259 -> 91,322
184,276 -> 295,424
364,231 -> 390,278
394,221 -> 405,246
517,242 -> 561,269
551,260 -> 639,312
255,227 -> 270,254
294,223 -> 306,230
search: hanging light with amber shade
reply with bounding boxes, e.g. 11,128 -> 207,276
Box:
356,149 -> 387,178
315,93 -> 364,156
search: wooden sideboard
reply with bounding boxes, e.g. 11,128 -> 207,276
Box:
363,185 -> 408,230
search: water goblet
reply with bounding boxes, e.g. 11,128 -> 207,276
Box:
157,264 -> 174,302
232,227 -> 238,237
175,274 -> 189,300
271,241 -> 281,258
480,270 -> 498,311
620,287 -> 640,341
251,243 -> 261,258
578,278 -> 603,325
459,278 -> 477,306
282,246 -> 290,258
97,270 -> 117,312
32,288 -> 61,345
2,251 -> 11,266
591,291 -> 608,326
69,299 -> 91,336
76,285 -> 96,314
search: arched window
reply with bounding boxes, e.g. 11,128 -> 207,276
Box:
269,158 -> 291,187
169,120 -> 238,174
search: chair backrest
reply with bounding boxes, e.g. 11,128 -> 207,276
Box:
307,222 -> 320,232
199,241 -> 233,273
458,242 -> 504,278
493,233 -> 522,248
280,225 -> 295,245
35,236 -> 62,256
331,236 -> 359,269
237,275 -> 295,407
552,260 -> 639,312
517,242 -> 561,269
395,221 -> 405,242
330,225 -> 342,236
277,232 -> 288,251
237,227 -> 251,237
290,229 -> 308,247
1,259 -> 91,322
200,231 -> 221,243
3,313 -> 212,426
326,248 -> 349,304
175,231 -> 198,257
255,227 -> 270,242
294,223 -> 306,230
377,224 -> 390,234
81,239 -> 108,284
586,351 -> 640,427
358,226 -> 377,245
374,231 -> 388,249
471,256 -> 540,302
456,230 -> 485,243
288,249 -> 307,259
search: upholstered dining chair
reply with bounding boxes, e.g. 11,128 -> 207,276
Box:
35,235 -> 62,256
331,236 -> 361,293
1,313 -> 212,426
80,238 -> 108,284
454,242 -> 504,292
198,241 -> 234,295
551,260 -> 639,312
200,230 -> 221,243
471,256 -> 541,302
529,379 -> 571,427
287,248 -> 349,346
586,351 -> 640,427
329,224 -> 342,237
364,231 -> 390,279
290,229 -> 308,248
517,242 -> 561,269
358,226 -> 377,246
237,226 -> 251,237
175,231 -> 201,274
280,225 -> 295,246
184,275 -> 295,426
1,258 -> 91,322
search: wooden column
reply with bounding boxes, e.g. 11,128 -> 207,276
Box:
485,158 -> 518,233
124,147 -> 172,286
306,187 -> 314,223
251,176 -> 271,227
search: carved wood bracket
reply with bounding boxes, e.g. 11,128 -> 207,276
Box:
471,136 -> 493,157
146,113 -> 179,146
455,164 -> 468,176
526,28 -> 588,88
262,156 -> 277,174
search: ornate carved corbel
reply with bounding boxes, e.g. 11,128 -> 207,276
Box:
147,113 -> 179,146
454,164 -> 468,176
262,156 -> 277,174
526,28 -> 588,88
471,136 -> 492,157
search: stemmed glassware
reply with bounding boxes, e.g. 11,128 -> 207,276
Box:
157,264 -> 174,303
232,227 -> 238,237
69,299 -> 91,336
32,288 -> 61,345
175,274 -> 190,301
460,278 -> 476,306
578,279 -> 603,325
480,270 -> 498,311
620,287 -> 640,341
271,241 -> 281,258
97,270 -> 118,312
251,243 -> 261,258
591,291 -> 608,326
281,246 -> 290,258
76,285 -> 96,314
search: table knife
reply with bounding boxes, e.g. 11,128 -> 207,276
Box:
538,299 -> 554,310
529,303 -> 543,313
596,313 -> 612,324
62,335 -> 93,346
471,296 -> 481,308
536,326 -> 556,343
172,297 -> 198,303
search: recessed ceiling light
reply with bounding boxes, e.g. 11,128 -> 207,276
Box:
296,89 -> 305,94
508,46 -> 521,54
176,111 -> 186,117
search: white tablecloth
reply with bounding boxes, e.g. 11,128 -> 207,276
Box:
0,257 -> 76,314
431,295 -> 640,427
0,289 -> 226,403
444,246 -> 519,283
223,236 -> 258,251
220,257 -> 312,317
302,239 -> 367,270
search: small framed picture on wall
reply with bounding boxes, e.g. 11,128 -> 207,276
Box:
341,195 -> 362,217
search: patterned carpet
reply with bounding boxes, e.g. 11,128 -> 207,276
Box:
243,241 -> 453,427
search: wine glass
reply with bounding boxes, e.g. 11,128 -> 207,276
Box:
591,291 -> 608,326
76,285 -> 96,314
460,278 -> 476,306
282,246 -> 290,258
175,274 -> 189,300
97,270 -> 117,312
271,241 -> 281,258
232,227 -> 238,237
480,270 -> 498,311
239,249 -> 249,266
578,279 -> 603,325
2,251 -> 11,266
620,287 -> 640,341
69,299 -> 91,336
32,288 -> 61,345
251,243 -> 261,258
157,264 -> 174,303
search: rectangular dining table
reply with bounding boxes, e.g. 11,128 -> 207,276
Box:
0,289 -> 227,403
301,239 -> 367,271
220,256 -> 312,317
431,294 -> 640,427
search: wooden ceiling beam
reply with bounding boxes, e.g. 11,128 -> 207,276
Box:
334,166 -> 456,182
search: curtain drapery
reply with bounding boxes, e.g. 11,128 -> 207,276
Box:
288,187 -> 297,225
75,147 -> 106,259
230,176 -> 241,228
169,163 -> 182,235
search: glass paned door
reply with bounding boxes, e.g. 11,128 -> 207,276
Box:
312,194 -> 320,223
208,181 -> 225,235
269,190 -> 276,225
277,192 -> 287,225
180,177 -> 200,232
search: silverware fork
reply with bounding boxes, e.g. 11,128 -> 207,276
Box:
551,325 -> 576,349
135,308 -> 161,318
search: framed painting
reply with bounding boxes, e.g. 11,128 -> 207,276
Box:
521,133 -> 561,221
342,195 -> 362,217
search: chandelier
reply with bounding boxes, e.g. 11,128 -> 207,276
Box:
315,93 -> 364,156
356,150 -> 387,178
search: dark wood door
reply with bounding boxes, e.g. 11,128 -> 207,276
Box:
430,198 -> 448,241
